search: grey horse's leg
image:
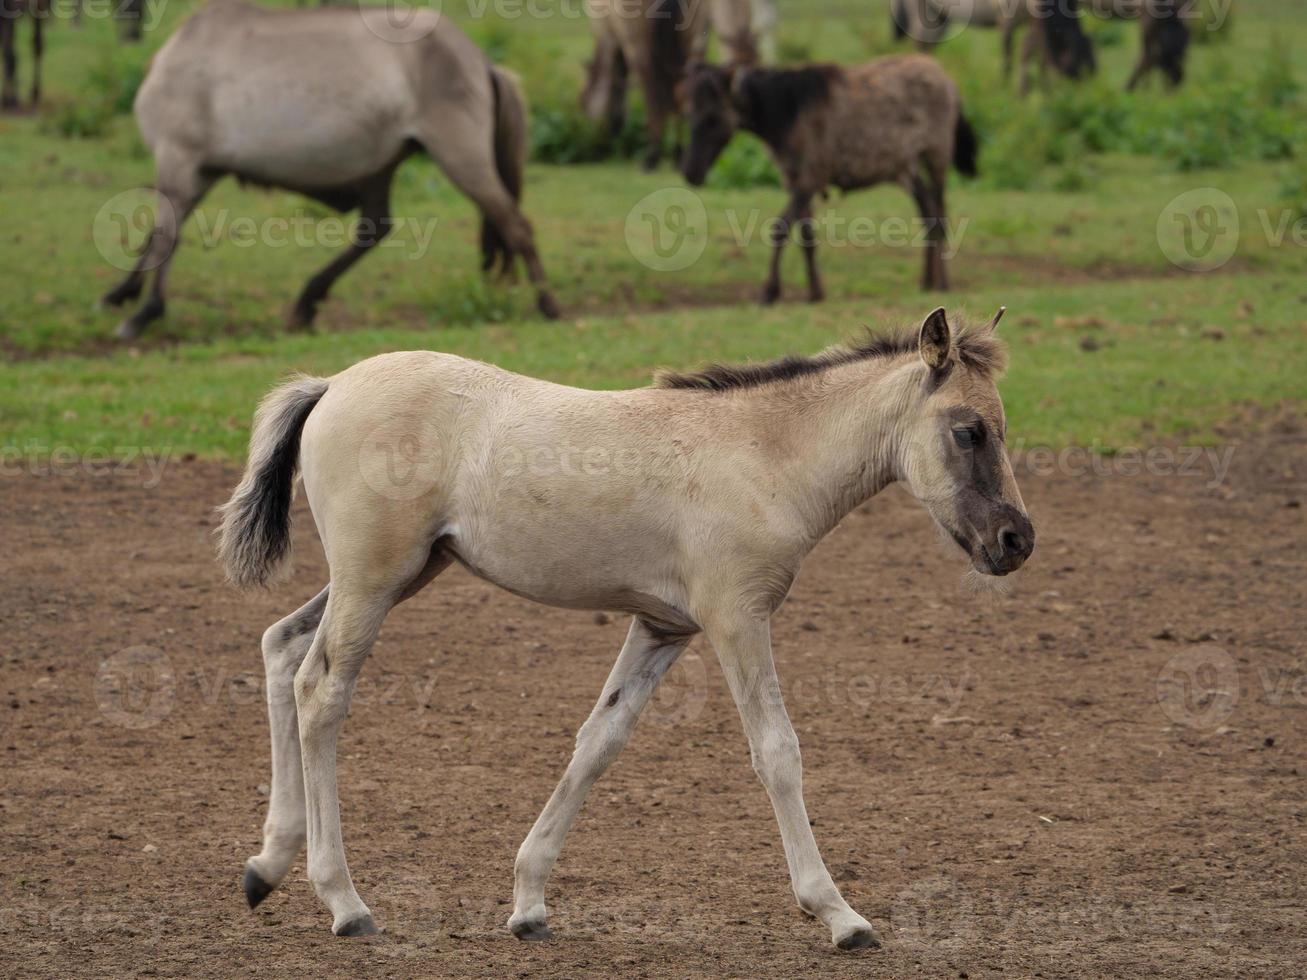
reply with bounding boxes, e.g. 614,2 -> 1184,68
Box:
113,147 -> 216,340
286,171 -> 395,330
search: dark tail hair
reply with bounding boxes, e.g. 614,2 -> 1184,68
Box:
649,0 -> 690,118
481,65 -> 527,274
217,376 -> 329,589
954,110 -> 978,178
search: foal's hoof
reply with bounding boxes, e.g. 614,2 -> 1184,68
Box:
835,926 -> 881,951
759,284 -> 780,306
510,920 -> 555,941
284,307 -> 316,333
242,866 -> 275,910
334,914 -> 380,938
115,319 -> 143,341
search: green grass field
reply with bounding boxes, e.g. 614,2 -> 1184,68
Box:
1,0 -> 1304,458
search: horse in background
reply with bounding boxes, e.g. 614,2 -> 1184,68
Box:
1,0 -> 48,111
583,0 -> 758,170
681,55 -> 977,298
890,0 -> 1096,94
101,0 -> 558,339
1088,0 -> 1191,88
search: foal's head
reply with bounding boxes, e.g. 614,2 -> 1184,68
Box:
899,308 -> 1035,577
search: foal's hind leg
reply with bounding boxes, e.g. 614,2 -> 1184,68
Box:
243,586 -> 329,908
29,2 -> 43,106
0,16 -> 17,111
509,618 -> 693,940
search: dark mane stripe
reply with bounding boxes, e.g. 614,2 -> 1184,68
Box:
735,65 -> 842,146
654,322 -> 1005,392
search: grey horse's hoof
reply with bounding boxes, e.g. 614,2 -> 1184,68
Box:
510,920 -> 555,941
242,866 -> 275,909
334,914 -> 380,938
835,926 -> 881,951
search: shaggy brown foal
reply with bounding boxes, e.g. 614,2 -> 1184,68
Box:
681,54 -> 977,299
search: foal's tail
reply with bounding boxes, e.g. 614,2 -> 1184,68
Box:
481,65 -> 528,275
217,376 -> 329,590
953,109 -> 979,178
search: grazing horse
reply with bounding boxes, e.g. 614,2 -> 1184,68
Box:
891,0 -> 1096,94
1088,0 -> 1191,89
219,306 -> 1034,948
1003,0 -> 1097,94
681,55 -> 977,299
101,0 -> 558,340
0,0 -> 48,111
582,0 -> 757,170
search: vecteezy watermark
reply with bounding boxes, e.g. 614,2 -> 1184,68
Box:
624,188 -> 969,272
41,0 -> 168,32
1156,187 -> 1240,272
1155,645 -> 1239,730
93,646 -> 441,728
92,189 -> 441,271
1010,441 -> 1237,490
1,442 -> 173,489
624,187 -> 709,272
891,874 -> 1235,950
94,647 -> 177,730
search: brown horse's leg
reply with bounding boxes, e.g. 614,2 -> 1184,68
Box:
795,194 -> 823,303
287,173 -> 394,330
911,171 -> 948,292
762,192 -> 802,305
1,14 -> 17,111
114,150 -> 214,340
631,54 -> 665,171
29,1 -> 42,106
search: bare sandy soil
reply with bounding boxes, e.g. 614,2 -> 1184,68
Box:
2,419 -> 1304,978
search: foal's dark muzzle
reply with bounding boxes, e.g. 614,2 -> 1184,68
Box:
980,507 -> 1035,575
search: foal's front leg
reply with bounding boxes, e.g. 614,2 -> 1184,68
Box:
509,618 -> 692,939
706,613 -> 879,951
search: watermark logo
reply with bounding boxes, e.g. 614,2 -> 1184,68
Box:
891,875 -> 976,950
1156,187 -> 1239,272
360,0 -> 444,44
94,646 -> 176,730
357,415 -> 447,502
624,187 -> 708,272
1155,645 -> 1239,730
92,189 -> 171,273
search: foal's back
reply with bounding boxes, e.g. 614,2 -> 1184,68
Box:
826,55 -> 960,190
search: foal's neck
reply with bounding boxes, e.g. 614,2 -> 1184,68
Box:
744,354 -> 922,544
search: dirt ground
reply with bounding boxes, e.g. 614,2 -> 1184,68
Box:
2,418 -> 1305,978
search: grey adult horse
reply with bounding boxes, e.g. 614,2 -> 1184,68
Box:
101,0 -> 559,339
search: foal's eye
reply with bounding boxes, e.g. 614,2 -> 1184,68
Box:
953,427 -> 981,449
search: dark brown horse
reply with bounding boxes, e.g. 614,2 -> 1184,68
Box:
1,0 -> 47,110
682,55 -> 977,300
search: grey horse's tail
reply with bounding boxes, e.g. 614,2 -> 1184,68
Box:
481,65 -> 528,274
217,376 -> 329,590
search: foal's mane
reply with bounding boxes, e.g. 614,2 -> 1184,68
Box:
654,319 -> 1006,392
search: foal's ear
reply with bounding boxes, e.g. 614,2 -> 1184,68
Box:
918,307 -> 952,371
986,306 -> 1006,333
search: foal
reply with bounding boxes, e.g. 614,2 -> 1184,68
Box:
681,55 -> 977,298
220,307 -> 1034,949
